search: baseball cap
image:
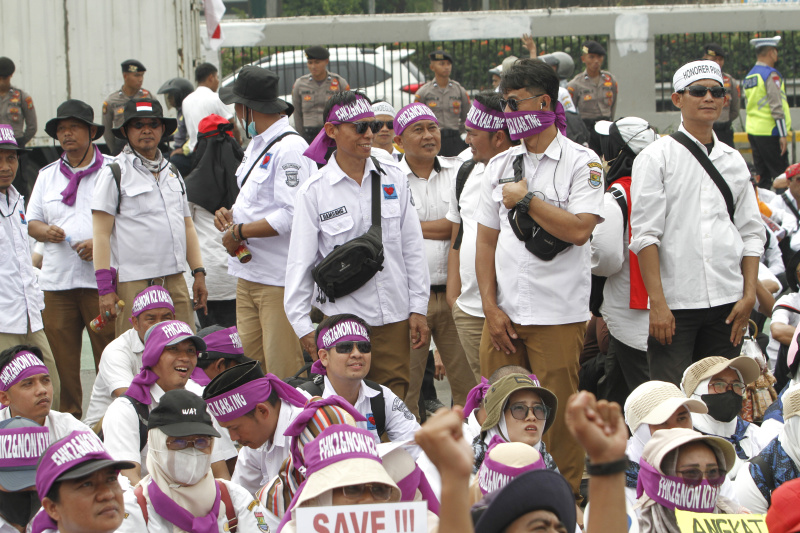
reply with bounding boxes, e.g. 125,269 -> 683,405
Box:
681,356 -> 761,397
766,477 -> 800,533
783,385 -> 800,421
0,124 -> 29,152
197,325 -> 252,365
0,417 -> 50,491
147,389 -> 221,438
481,373 -> 558,435
141,320 -> 206,369
594,117 -> 659,156
624,381 -> 707,433
477,438 -> 546,495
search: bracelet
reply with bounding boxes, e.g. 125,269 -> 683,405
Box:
585,456 -> 628,476
230,225 -> 240,242
238,223 -> 246,242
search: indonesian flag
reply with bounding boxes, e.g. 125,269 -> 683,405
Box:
204,0 -> 225,51
136,102 -> 153,112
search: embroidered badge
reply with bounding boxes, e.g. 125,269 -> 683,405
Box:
320,206 -> 348,221
604,81 -> 613,87
283,163 -> 300,187
427,101 -> 437,108
303,95 -> 312,101
583,94 -> 593,101
392,397 -> 415,420
383,184 -> 398,200
367,412 -> 377,431
588,162 -> 603,169
115,107 -> 125,114
588,170 -> 603,189
254,511 -> 270,532
9,98 -> 18,104
452,100 -> 461,114
247,500 -> 259,511
102,101 -> 108,114
260,153 -> 272,170
19,210 -> 26,225
25,97 -> 33,110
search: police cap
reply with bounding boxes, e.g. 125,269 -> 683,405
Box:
750,36 -> 781,50
305,46 -> 330,60
581,41 -> 606,56
121,59 -> 146,73
429,49 -> 454,63
702,43 -> 725,59
0,57 -> 15,77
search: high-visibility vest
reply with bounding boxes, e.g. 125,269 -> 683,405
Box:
744,64 -> 792,136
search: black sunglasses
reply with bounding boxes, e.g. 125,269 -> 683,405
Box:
341,121 -> 383,134
499,94 -> 546,112
333,341 -> 372,354
129,120 -> 162,130
375,120 -> 394,130
678,85 -> 726,98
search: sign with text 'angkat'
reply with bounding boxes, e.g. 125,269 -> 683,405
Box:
297,501 -> 427,533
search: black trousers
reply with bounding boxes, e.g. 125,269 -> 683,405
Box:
647,302 -> 740,386
439,129 -> 468,157
598,334 -> 650,407
198,299 -> 237,329
749,134 -> 789,189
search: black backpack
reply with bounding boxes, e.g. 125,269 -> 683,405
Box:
452,159 -> 477,250
98,395 -> 150,452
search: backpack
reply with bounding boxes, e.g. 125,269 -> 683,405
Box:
452,159 -> 477,250
589,185 -> 629,317
133,481 -> 238,532
98,394 -> 150,452
109,161 -> 182,214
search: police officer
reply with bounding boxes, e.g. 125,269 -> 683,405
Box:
0,57 -> 37,196
414,50 -> 470,157
702,43 -> 741,148
101,59 -> 151,156
291,46 -> 349,144
567,41 -> 618,156
745,36 -> 791,190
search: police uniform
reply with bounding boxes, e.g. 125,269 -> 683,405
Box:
102,60 -> 151,155
745,37 -> 791,189
291,47 -> 349,143
414,72 -> 470,156
567,70 -> 618,156
0,87 -> 36,146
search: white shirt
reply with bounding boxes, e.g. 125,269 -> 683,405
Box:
767,292 -> 800,365
630,125 -> 765,310
0,185 -> 44,334
447,159 -> 487,318
762,222 -> 784,278
285,155 -> 430,338
228,117 -> 315,287
769,191 -> 800,242
402,156 -> 462,286
473,134 -> 604,325
83,328 -> 144,427
558,86 -> 577,114
0,406 -> 89,440
591,183 -> 649,351
231,401 -> 301,496
119,477 -> 270,533
92,151 -> 191,282
181,86 -> 234,151
103,380 -> 237,479
27,152 -> 113,291
183,203 -> 237,301
462,409 -> 482,443
0,516 -> 18,533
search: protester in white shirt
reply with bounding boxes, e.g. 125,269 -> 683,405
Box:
446,92 -> 516,381
630,60 -> 765,386
213,66 -> 316,379
284,91 -> 430,400
181,62 -> 238,152
370,101 -> 402,161
473,59 -> 603,496
27,100 -> 115,419
0,126 -> 60,409
769,166 -> 800,248
0,417 -> 50,533
83,286 -> 176,428
92,97 -> 207,335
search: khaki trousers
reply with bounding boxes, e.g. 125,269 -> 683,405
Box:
451,302 -> 484,381
236,279 -> 303,378
367,320 -> 411,400
479,320 -> 587,496
406,292 -> 477,418
42,288 -> 114,418
0,323 -> 61,411
115,274 -> 195,336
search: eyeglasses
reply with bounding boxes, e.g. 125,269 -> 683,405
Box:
709,380 -> 747,396
341,121 -> 383,134
166,436 -> 214,452
507,402 -> 550,421
333,341 -> 372,354
338,483 -> 392,501
129,120 -> 162,130
676,467 -> 727,486
500,94 -> 546,112
678,85 -> 726,98
375,121 -> 394,131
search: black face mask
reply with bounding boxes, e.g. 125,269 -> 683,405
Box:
0,489 -> 41,528
701,391 -> 743,423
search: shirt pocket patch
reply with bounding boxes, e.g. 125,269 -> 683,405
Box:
320,213 -> 355,246
381,202 -> 401,242
122,181 -> 156,216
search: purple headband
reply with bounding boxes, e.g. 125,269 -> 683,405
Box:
303,96 -> 374,164
0,124 -> 21,149
465,100 -> 506,132
504,101 -> 567,141
316,319 -> 370,350
477,435 -> 546,495
0,426 -> 50,469
394,103 -> 438,136
203,327 -> 244,355
463,377 -> 490,416
0,351 -> 48,392
205,374 -> 309,422
395,462 -> 440,514
636,458 -> 720,513
131,286 -> 175,318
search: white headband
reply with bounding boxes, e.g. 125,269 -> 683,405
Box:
371,101 -> 396,118
673,60 -> 723,92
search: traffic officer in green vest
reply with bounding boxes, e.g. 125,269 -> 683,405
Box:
101,60 -> 152,156
291,46 -> 350,144
702,43 -> 741,148
744,36 -> 791,190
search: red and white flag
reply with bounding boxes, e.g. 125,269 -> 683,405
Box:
136,102 -> 153,112
204,0 -> 225,50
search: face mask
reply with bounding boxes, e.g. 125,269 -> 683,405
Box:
0,489 -> 41,527
247,121 -> 257,138
637,459 -> 721,513
504,109 -> 557,141
701,391 -> 743,423
157,447 -> 213,486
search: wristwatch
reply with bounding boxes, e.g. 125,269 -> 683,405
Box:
191,267 -> 207,277
517,191 -> 534,211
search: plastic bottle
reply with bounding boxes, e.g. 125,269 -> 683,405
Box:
89,300 -> 125,333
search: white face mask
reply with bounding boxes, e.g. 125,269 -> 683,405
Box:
155,447 -> 212,486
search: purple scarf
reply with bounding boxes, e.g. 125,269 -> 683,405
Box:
148,478 -> 221,533
59,146 -> 103,206
504,102 -> 567,141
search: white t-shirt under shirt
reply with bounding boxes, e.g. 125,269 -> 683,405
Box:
0,407 -> 89,441
182,203 -> 237,301
181,86 -> 234,152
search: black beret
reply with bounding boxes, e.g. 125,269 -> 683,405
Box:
121,59 -> 146,73
0,57 -> 15,77
305,46 -> 330,60
581,41 -> 606,56
429,49 -> 454,63
202,360 -> 265,400
703,43 -> 725,59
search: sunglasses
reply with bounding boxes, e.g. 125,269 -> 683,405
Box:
129,120 -> 162,130
507,402 -> 550,421
341,121 -> 383,134
375,120 -> 394,130
166,436 -> 214,452
332,341 -> 371,354
708,380 -> 746,396
676,467 -> 727,486
678,85 -> 726,98
499,94 -> 546,112
338,483 -> 392,501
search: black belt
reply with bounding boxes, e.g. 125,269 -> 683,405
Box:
431,285 -> 447,293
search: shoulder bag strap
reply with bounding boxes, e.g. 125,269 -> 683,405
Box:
110,163 -> 122,214
670,131 -> 735,223
364,380 -> 386,438
370,159 -> 382,230
610,186 -> 628,232
218,481 -> 238,532
781,192 -> 800,227
134,484 -> 149,524
453,159 -> 477,250
239,131 -> 300,188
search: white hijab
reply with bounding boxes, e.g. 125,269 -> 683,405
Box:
779,415 -> 800,469
485,405 -> 543,452
626,423 -> 652,465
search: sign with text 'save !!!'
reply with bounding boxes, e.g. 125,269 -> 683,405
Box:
297,501 -> 427,533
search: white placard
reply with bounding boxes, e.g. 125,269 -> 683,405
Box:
296,501 -> 427,533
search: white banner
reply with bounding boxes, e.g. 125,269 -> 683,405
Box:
296,501 -> 427,533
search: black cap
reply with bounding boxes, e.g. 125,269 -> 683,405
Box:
0,57 -> 15,77
219,66 -> 294,117
703,43 -> 725,59
202,360 -> 264,401
148,389 -> 221,437
45,99 -> 105,140
197,325 -> 254,364
121,59 -> 146,73
429,49 -> 454,63
581,41 -> 606,56
112,98 -> 177,139
305,46 -> 330,60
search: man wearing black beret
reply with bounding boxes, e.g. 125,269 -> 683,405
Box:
291,46 -> 350,143
101,59 -> 152,155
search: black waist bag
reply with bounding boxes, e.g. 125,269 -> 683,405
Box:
312,157 -> 386,303
506,154 -> 573,261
